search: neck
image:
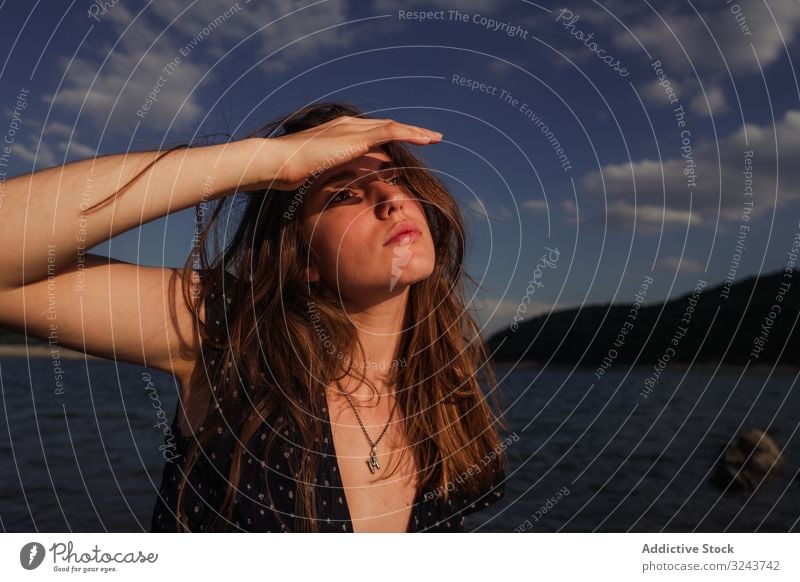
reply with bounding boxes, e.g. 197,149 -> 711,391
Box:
333,287 -> 409,403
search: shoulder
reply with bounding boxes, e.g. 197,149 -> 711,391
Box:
175,269 -> 240,403
198,269 -> 240,335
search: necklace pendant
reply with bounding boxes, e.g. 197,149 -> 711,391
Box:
366,446 -> 381,473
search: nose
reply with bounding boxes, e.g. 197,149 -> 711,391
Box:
376,191 -> 405,218
369,181 -> 405,218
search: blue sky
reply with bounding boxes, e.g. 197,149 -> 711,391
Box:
1,0 -> 798,337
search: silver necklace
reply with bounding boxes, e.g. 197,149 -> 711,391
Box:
333,378 -> 398,474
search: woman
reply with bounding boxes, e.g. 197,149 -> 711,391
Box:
0,102 -> 507,532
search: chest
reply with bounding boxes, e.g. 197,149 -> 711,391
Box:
325,391 -> 419,532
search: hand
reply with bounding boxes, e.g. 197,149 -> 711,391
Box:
245,116 -> 443,192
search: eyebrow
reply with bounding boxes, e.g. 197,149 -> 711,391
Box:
317,160 -> 395,192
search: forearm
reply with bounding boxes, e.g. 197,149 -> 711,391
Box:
0,137 -> 268,289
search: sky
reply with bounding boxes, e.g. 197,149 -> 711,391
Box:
0,0 -> 798,337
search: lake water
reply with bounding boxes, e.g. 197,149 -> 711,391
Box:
1,359 -> 798,532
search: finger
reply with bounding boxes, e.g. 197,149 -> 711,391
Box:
391,121 -> 443,140
407,125 -> 444,142
371,122 -> 443,144
306,117 -> 387,137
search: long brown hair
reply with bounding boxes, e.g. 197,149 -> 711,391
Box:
116,102 -> 507,531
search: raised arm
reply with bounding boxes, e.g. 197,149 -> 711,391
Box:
0,138 -> 265,290
0,137 -> 272,382
0,116 -> 442,385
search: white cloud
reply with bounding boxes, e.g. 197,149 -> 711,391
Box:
484,59 -> 517,77
59,139 -> 97,159
581,109 -> 800,232
605,200 -> 703,235
463,196 -> 514,223
374,0 -> 500,11
146,0 -> 356,75
44,121 -> 76,137
10,142 -> 56,168
658,256 -> 705,273
13,138 -> 98,170
464,196 -> 489,218
639,76 -> 700,108
495,205 -> 513,221
8,117 -> 99,170
640,77 -> 684,107
562,199 -> 577,224
522,199 -> 547,211
49,1 -> 359,129
611,0 -> 800,74
690,84 -> 729,117
48,3 -> 207,130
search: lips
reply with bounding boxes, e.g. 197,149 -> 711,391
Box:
384,220 -> 422,246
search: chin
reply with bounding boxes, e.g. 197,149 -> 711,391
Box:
387,260 -> 435,292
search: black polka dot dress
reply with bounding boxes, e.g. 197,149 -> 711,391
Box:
149,274 -> 505,532
149,386 -> 506,532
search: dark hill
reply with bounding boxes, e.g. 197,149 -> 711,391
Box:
487,269 -> 799,368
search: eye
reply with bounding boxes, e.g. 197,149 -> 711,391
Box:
327,174 -> 402,206
385,174 -> 402,186
329,188 -> 354,204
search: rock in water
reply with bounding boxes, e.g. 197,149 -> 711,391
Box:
712,429 -> 785,491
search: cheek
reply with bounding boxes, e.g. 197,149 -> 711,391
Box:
412,201 -> 433,234
302,219 -> 336,270
310,220 -> 369,275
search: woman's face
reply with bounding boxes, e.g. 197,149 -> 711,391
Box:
300,147 -> 436,305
